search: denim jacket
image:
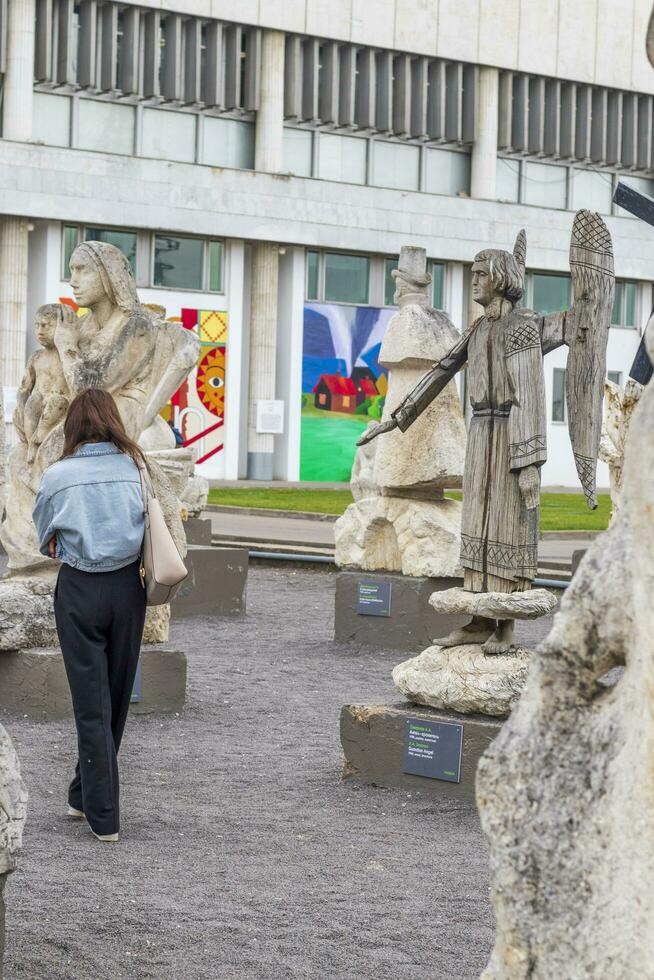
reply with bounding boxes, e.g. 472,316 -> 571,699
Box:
33,442 -> 145,573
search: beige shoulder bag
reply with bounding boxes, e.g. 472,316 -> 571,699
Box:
137,460 -> 188,606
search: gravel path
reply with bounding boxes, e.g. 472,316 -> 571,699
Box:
0,565 -> 552,980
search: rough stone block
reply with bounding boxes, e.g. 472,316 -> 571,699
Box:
334,570 -> 466,652
0,647 -> 186,720
183,517 -> 213,546
172,546 -> 247,619
340,702 -> 501,800
429,586 -> 557,620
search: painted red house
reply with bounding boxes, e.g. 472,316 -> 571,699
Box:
350,366 -> 379,405
313,374 -> 357,413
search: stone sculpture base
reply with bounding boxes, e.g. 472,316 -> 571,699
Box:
0,647 -> 186,720
393,644 -> 530,717
172,545 -> 247,619
183,517 -> 213,546
428,586 -> 558,621
334,570 -> 465,652
340,702 -> 501,800
335,495 -> 463,578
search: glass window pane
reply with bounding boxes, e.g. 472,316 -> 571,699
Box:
571,169 -> 613,213
153,235 -> 204,289
283,128 -> 313,177
552,368 -> 566,422
62,226 -> 80,279
532,273 -> 571,315
432,263 -> 445,310
78,100 -> 135,156
424,147 -> 471,196
384,257 -> 397,306
608,371 -> 623,386
496,157 -> 520,202
142,108 -> 196,164
523,161 -> 567,209
324,253 -> 369,305
624,282 -> 636,326
317,133 -> 367,184
611,281 -> 623,325
85,227 -> 137,274
33,92 -> 71,147
616,176 -> 654,217
306,251 -> 319,300
208,241 -> 223,292
372,141 -> 420,191
202,117 -> 255,170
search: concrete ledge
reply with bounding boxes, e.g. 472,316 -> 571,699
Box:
334,570 -> 466,652
172,545 -> 247,619
0,647 -> 186,720
340,702 -> 502,800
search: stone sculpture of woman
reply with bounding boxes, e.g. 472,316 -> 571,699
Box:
362,211 -> 614,654
0,241 -> 200,574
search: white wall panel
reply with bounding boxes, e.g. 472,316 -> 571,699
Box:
351,0 -> 395,48
394,0 -> 438,56
78,100 -> 135,156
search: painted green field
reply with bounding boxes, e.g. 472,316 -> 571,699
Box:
299,413 -> 368,482
207,486 -> 612,531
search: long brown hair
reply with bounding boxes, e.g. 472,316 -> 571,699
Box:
62,388 -> 146,465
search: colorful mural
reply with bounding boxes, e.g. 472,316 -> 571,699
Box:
171,308 -> 228,472
301,303 -> 393,482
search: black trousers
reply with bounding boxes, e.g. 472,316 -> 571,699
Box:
54,560 -> 146,835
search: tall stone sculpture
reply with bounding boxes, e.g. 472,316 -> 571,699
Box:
365,211 -> 614,669
335,246 -> 466,578
0,241 -> 200,647
476,316 -> 654,980
0,241 -> 200,575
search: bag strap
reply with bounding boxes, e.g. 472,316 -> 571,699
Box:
136,457 -> 155,513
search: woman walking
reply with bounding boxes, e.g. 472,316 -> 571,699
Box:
33,388 -> 147,843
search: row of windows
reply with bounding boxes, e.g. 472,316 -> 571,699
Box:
497,158 -> 654,217
529,272 -> 637,328
304,251 -> 639,328
305,251 -> 445,309
552,368 -> 623,423
62,226 -> 224,292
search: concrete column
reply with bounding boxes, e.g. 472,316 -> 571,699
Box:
246,29 -> 285,479
0,217 -> 29,389
254,29 -> 285,172
247,242 -> 278,479
3,0 -> 36,141
470,66 -> 499,201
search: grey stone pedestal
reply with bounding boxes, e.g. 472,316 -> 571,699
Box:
340,702 -> 502,800
0,647 -> 186,720
183,517 -> 213,546
334,570 -> 465,652
172,545 -> 247,619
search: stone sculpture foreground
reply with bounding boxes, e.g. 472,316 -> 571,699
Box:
477,320 -> 654,979
0,241 -> 200,646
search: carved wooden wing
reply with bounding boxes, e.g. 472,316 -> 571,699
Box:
566,210 -> 615,509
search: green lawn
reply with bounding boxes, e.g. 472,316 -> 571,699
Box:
207,487 -> 612,531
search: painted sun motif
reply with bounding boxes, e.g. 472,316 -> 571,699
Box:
197,346 -> 226,417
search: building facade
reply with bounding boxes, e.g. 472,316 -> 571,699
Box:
1,0 -> 653,485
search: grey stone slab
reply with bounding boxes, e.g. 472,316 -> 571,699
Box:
0,647 -> 186,720
171,545 -> 247,619
340,702 -> 502,801
183,517 -> 213,546
334,570 -> 466,651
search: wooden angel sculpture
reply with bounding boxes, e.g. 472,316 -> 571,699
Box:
361,211 -> 614,654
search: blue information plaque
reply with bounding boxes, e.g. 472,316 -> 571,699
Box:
403,717 -> 463,782
356,581 -> 392,617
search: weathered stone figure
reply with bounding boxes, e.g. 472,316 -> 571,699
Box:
335,246 -> 465,578
362,211 -> 614,655
599,377 -> 643,523
0,241 -> 199,575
